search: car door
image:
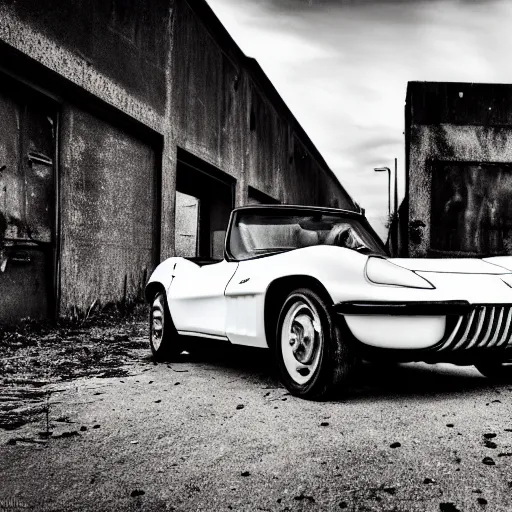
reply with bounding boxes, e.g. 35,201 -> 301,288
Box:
168,259 -> 239,338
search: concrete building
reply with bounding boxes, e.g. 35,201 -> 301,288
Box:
0,0 -> 358,322
403,81 -> 512,258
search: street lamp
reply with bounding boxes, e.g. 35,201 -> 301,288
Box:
374,166 -> 391,218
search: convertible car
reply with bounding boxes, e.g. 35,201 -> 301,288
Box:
145,204 -> 512,399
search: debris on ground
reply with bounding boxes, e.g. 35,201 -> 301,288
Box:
0,304 -> 148,430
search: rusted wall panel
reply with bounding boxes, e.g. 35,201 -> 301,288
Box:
406,82 -> 512,257
0,89 -> 22,241
59,106 -> 157,313
408,124 -> 512,256
0,86 -> 56,322
431,162 -> 512,255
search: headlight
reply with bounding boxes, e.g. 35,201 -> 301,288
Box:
365,257 -> 435,289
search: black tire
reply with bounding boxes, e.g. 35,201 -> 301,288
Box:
149,291 -> 183,361
275,287 -> 356,400
475,355 -> 512,381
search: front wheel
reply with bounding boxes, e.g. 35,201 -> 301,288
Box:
149,291 -> 183,361
475,354 -> 512,381
275,287 -> 356,400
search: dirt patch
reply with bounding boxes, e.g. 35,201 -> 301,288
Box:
0,304 -> 150,431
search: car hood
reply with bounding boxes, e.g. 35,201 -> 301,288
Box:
389,257 -> 512,274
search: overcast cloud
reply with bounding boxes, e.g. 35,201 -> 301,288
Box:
206,0 -> 512,239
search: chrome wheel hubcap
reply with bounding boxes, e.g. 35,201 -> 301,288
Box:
281,294 -> 323,385
151,294 -> 165,351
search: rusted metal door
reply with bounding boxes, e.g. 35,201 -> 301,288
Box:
0,86 -> 56,322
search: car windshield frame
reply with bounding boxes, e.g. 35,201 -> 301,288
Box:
224,205 -> 388,262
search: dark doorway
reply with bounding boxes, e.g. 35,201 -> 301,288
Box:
0,81 -> 58,322
431,161 -> 512,256
175,150 -> 235,262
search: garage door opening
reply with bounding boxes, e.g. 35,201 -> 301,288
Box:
175,150 -> 235,263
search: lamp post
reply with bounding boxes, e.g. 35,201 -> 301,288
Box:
374,166 -> 391,218
393,158 -> 398,224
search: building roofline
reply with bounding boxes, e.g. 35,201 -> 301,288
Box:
185,0 -> 358,211
408,80 -> 512,87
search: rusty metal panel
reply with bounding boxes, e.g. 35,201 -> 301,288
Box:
0,90 -> 22,241
407,122 -> 512,256
0,246 -> 52,323
431,162 -> 512,256
406,82 -> 512,257
24,105 -> 55,243
59,106 -> 157,313
0,87 -> 56,322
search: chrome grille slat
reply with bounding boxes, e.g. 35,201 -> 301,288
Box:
464,307 -> 488,349
437,315 -> 464,350
476,307 -> 496,348
487,307 -> 504,348
452,308 -> 477,350
496,307 -> 512,347
504,314 -> 512,347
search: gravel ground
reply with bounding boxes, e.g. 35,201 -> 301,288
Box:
1,317 -> 512,512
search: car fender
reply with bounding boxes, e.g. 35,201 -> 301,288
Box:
145,257 -> 183,301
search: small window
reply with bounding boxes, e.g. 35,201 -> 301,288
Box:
211,230 -> 226,260
175,150 -> 235,261
174,191 -> 199,258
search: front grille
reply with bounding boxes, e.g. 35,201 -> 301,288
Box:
436,305 -> 512,352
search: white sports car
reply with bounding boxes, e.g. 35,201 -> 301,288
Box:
145,205 -> 512,399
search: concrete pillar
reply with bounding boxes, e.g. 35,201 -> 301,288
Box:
159,1 -> 177,261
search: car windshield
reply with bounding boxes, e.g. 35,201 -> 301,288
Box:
228,210 -> 387,261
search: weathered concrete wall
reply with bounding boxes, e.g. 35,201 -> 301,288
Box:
59,106 -> 157,313
0,0 -> 360,319
0,1 -> 169,131
170,0 -> 356,211
406,81 -> 512,257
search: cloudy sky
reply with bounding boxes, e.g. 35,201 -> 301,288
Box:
206,0 -> 512,239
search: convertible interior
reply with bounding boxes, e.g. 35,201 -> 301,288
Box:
231,220 -> 373,260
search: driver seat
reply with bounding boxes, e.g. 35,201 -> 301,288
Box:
297,229 -> 319,248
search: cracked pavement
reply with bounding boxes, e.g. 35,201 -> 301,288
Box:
1,319 -> 512,511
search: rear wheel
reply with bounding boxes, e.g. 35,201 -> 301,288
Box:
475,353 -> 512,381
275,287 -> 356,399
149,291 -> 182,361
